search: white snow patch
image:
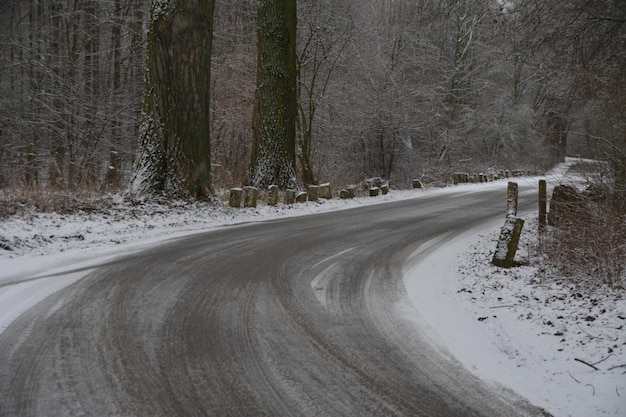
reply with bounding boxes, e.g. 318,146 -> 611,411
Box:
404,216 -> 625,417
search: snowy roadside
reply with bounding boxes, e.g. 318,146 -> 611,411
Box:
404,215 -> 625,417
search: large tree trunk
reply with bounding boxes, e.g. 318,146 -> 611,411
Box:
131,0 -> 214,199
249,0 -> 297,189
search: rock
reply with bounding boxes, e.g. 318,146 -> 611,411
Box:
548,185 -> 586,227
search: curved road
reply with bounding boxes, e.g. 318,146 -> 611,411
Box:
0,186 -> 549,416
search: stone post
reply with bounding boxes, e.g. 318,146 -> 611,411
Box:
318,183 -> 332,199
244,186 -> 258,208
268,185 -> 279,206
229,188 -> 243,208
295,191 -> 308,203
492,217 -> 525,268
284,189 -> 296,205
507,181 -> 518,217
307,185 -> 319,201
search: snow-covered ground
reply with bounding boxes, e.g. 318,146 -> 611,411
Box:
1,160 -> 624,416
404,217 -> 625,417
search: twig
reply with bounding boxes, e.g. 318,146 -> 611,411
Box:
575,358 -> 599,370
489,304 -> 517,309
586,384 -> 595,396
592,354 -> 614,367
568,371 -> 580,383
607,364 -> 626,371
576,323 -> 602,340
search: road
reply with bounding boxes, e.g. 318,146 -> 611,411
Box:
0,186 -> 549,416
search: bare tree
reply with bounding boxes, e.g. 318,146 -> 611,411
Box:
0,0 -> 146,191
512,0 -> 625,200
210,0 -> 257,188
295,0 -> 354,185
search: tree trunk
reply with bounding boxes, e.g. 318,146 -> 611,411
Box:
131,0 -> 215,199
249,0 -> 297,189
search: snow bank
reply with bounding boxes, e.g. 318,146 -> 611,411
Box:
404,216 -> 625,417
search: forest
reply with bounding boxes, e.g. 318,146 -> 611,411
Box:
0,0 -> 624,197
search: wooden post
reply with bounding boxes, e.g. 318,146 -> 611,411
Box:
381,184 -> 389,195
268,184 -> 279,206
229,188 -> 243,208
538,180 -> 547,232
339,189 -> 350,199
369,187 -> 380,196
347,186 -> 356,198
492,217 -> 525,268
412,179 -> 423,189
507,181 -> 518,217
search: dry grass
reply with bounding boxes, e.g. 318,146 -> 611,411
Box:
0,188 -> 118,219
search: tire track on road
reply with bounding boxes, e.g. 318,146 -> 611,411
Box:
269,258 -> 434,417
102,274 -> 185,417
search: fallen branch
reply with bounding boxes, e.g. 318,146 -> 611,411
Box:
575,358 -> 599,370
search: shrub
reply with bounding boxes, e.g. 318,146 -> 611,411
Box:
544,195 -> 625,288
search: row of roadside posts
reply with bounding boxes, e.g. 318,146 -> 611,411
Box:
492,179 -> 548,268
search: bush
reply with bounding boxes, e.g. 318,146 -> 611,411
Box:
544,196 -> 625,288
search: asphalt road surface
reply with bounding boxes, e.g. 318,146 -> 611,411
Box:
0,186 -> 550,416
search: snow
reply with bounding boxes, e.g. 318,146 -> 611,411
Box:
404,216 -> 625,417
1,159 -> 624,416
